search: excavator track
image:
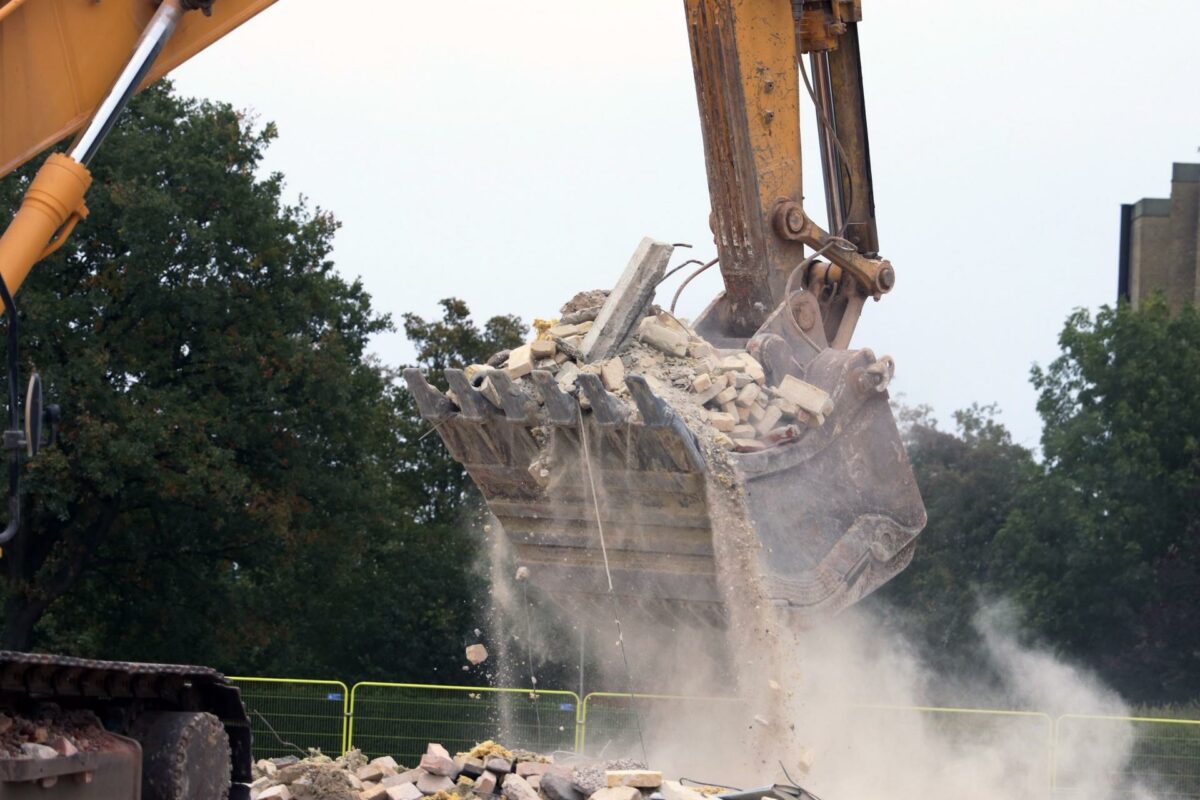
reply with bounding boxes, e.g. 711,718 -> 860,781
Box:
0,651 -> 252,799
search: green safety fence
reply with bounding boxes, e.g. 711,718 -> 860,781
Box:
579,692 -> 741,757
347,683 -> 581,765
230,677 -> 349,760
1054,714 -> 1200,799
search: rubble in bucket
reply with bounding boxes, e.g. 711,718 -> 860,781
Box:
249,741 -> 818,800
454,290 -> 834,456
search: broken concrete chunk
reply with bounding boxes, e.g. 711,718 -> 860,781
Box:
579,237 -> 674,361
20,743 -> 58,759
259,786 -> 293,800
734,438 -> 766,453
361,786 -> 389,800
530,339 -> 557,360
600,357 -> 626,392
777,375 -> 834,419
605,770 -> 663,788
515,762 -> 549,778
637,316 -> 689,357
371,756 -> 400,772
505,344 -> 534,379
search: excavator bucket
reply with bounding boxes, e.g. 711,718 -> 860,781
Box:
404,299 -> 926,627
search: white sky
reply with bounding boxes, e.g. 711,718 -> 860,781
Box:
171,0 -> 1200,449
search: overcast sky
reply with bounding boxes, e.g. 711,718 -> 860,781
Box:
171,0 -> 1200,449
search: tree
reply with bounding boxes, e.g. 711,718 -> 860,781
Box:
995,299 -> 1200,701
0,82 -> 389,662
869,404 -> 1035,674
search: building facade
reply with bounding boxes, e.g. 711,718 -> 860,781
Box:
1119,163 -> 1200,311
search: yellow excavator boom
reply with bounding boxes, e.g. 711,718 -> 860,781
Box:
0,0 -> 279,179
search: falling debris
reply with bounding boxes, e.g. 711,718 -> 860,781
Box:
465,644 -> 489,665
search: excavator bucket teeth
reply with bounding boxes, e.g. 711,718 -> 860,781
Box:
403,347 -> 924,626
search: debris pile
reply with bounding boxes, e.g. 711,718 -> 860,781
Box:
0,707 -> 107,759
249,742 -> 731,800
457,287 -> 833,456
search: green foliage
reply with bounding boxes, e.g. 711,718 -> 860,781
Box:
995,300 -> 1200,701
870,403 -> 1035,671
0,82 -> 523,684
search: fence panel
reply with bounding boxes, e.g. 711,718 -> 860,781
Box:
579,693 -> 741,760
1055,715 -> 1200,799
348,683 -> 580,764
230,677 -> 349,760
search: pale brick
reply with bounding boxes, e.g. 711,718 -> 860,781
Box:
708,412 -> 737,432
605,770 -> 662,789
505,344 -> 534,379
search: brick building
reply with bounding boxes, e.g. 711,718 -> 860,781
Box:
1119,163 -> 1200,310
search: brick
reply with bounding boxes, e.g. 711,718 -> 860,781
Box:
419,754 -> 458,777
687,340 -> 716,360
589,787 -> 641,800
580,237 -> 674,361
502,774 -> 540,800
465,643 -> 489,665
662,781 -> 707,800
708,411 -> 737,432
691,373 -> 712,393
600,357 -> 625,392
361,787 -> 388,800
458,758 -> 485,779
606,770 -> 662,789
738,353 -> 766,384
637,317 -> 689,357
371,756 -> 400,772
737,404 -> 752,423
733,438 -> 766,453
754,404 -> 783,435
776,375 -> 834,419
538,773 -> 583,800
714,386 -> 738,405
485,757 -> 513,774
393,769 -> 426,785
731,371 -> 753,389
732,424 -> 757,438
258,787 -> 292,800
515,762 -> 549,778
735,383 -> 761,407
531,339 -> 557,360
768,396 -> 801,418
475,771 -> 498,796
357,765 -> 384,783
505,344 -> 534,379
720,400 -> 738,416
386,784 -> 424,800
416,773 -> 455,795
694,373 -> 728,405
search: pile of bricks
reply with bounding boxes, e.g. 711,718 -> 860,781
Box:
463,291 -> 834,455
248,742 -> 727,800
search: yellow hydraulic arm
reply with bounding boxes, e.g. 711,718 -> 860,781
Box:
0,0 -> 279,301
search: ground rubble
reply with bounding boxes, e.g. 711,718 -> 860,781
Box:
0,706 -> 107,759
249,741 -> 744,800
453,288 -> 836,456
